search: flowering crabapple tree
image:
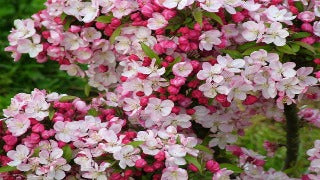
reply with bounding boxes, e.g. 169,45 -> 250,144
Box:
1,0 -> 320,179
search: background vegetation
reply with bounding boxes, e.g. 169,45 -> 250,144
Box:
0,0 -> 319,177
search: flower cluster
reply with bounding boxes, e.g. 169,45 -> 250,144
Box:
2,0 -> 320,179
304,140 -> 320,180
196,50 -> 318,109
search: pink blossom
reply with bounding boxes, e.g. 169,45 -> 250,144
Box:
212,168 -> 233,180
7,145 -> 30,167
161,167 -> 188,180
199,30 -> 222,51
145,98 -> 174,119
8,19 -> 36,46
263,22 -> 289,46
162,0 -> 194,10
199,0 -> 222,13
113,145 -> 140,169
17,35 -> 43,58
147,13 -> 168,30
241,21 -> 265,41
82,162 -> 110,180
265,5 -> 296,24
6,114 -> 31,137
172,62 -> 193,77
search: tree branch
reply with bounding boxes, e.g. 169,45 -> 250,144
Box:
283,104 -> 300,170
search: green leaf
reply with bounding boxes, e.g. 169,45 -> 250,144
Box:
59,96 -> 77,102
49,107 -> 55,120
291,32 -> 311,39
194,144 -> 212,154
238,42 -> 257,52
203,12 -> 223,25
242,45 -> 272,56
290,43 -> 300,53
88,108 -> 99,116
193,8 -> 203,26
32,147 -> 40,157
293,41 -> 316,54
95,15 -> 113,23
140,42 -> 161,65
63,17 -> 73,31
219,163 -> 243,173
62,145 -> 73,163
0,166 -> 17,173
127,141 -> 144,148
294,1 -> 304,12
84,84 -> 91,97
185,155 -> 202,173
109,25 -> 123,44
220,50 -> 243,59
60,13 -> 67,21
276,44 -> 296,55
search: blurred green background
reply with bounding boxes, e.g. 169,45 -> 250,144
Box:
0,0 -> 319,177
0,0 -> 86,112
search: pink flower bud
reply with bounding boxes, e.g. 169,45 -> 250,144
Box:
206,160 -> 220,173
58,141 -> 66,148
2,135 -> 17,146
32,123 -> 45,133
153,174 -> 161,180
289,6 -> 299,15
110,173 -> 122,180
232,12 -> 245,23
154,43 -> 165,54
42,31 -> 50,39
110,18 -> 121,28
124,169 -> 134,177
69,25 -> 81,33
29,133 -> 40,143
254,159 -> 266,166
178,36 -> 189,45
188,163 -> 199,172
167,85 -> 180,95
143,165 -> 155,173
194,23 -> 202,31
315,71 -> 320,78
153,161 -> 164,169
242,95 -> 258,105
3,145 -> 14,152
170,76 -> 186,87
141,4 -> 154,17
301,23 -> 313,33
155,151 -> 165,161
186,108 -> 196,115
1,156 -> 11,166
314,58 -> 320,65
73,100 -> 87,112
178,97 -> 192,107
298,11 -> 315,22
190,60 -> 200,70
171,106 -> 180,114
165,56 -> 174,63
104,25 -> 114,36
162,9 -> 176,20
215,94 -> 227,103
301,36 -> 316,44
135,159 -> 147,168
95,22 -> 106,30
42,129 -> 55,139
